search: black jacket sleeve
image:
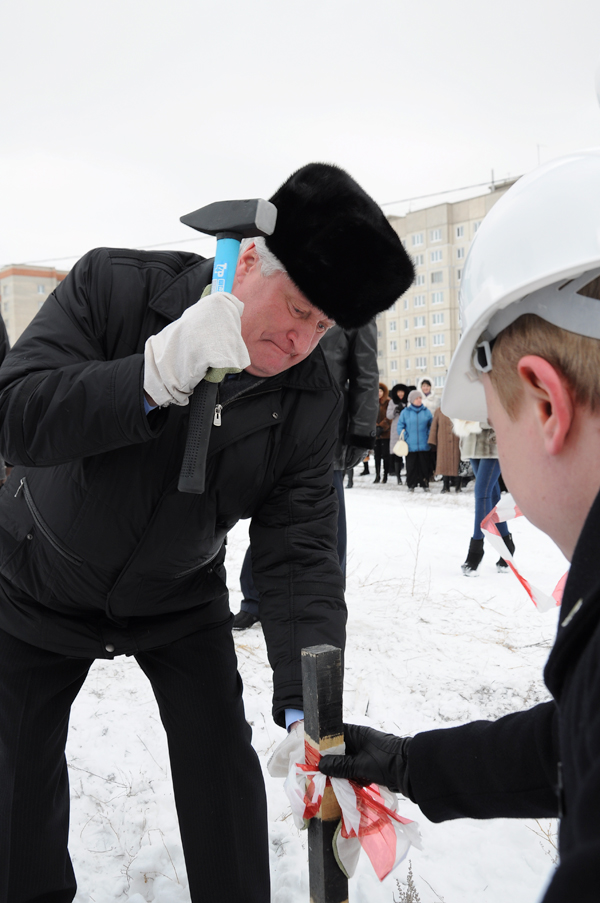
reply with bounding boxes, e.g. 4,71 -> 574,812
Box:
408,701 -> 560,821
0,249 -> 166,467
249,392 -> 347,727
345,320 -> 379,447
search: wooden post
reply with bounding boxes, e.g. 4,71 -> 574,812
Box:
302,644 -> 349,903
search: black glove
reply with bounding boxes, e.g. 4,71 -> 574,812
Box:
344,446 -> 369,471
318,723 -> 413,798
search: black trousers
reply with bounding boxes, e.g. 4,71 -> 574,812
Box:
0,619 -> 270,903
405,451 -> 431,489
373,439 -> 389,478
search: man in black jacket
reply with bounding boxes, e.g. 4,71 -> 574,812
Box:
319,151 -> 600,902
0,163 -> 413,903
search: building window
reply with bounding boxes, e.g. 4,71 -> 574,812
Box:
37,284 -> 45,294
389,320 -> 397,332
390,360 -> 398,372
430,228 -> 442,242
403,319 -> 409,330
377,329 -> 382,337
430,249 -> 443,263
379,367 -> 384,375
390,340 -> 398,352
456,269 -> 462,281
389,302 -> 396,312
415,335 -> 426,348
473,220 -> 482,233
415,356 -> 427,370
431,271 -> 443,284
414,315 -> 425,328
412,233 -> 424,246
433,334 -> 445,346
432,312 -> 444,325
403,297 -> 409,310
415,274 -> 426,286
405,359 -> 410,370
413,253 -> 424,266
2,301 -> 8,313
456,247 -> 465,259
434,375 -> 445,388
433,354 -> 446,367
456,225 -> 464,238
376,313 -> 382,320
378,350 -> 383,358
431,291 -> 444,304
404,338 -> 410,350
414,295 -> 426,308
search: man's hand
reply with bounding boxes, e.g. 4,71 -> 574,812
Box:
267,721 -> 304,778
344,446 -> 369,471
143,292 -> 251,407
318,723 -> 413,797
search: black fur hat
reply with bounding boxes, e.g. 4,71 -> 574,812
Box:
265,163 -> 414,328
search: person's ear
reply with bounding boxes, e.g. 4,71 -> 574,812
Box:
517,355 -> 574,455
232,242 -> 259,288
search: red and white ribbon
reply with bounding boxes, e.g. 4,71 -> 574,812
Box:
284,741 -> 421,881
481,493 -> 567,612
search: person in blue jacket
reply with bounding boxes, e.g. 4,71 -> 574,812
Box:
397,388 -> 433,491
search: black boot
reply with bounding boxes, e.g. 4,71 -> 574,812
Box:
361,462 -> 370,475
346,469 -> 354,488
496,533 -> 515,572
461,538 -> 484,576
233,609 -> 260,629
374,474 -> 380,484
441,476 -> 450,494
382,473 -> 387,484
454,477 -> 462,493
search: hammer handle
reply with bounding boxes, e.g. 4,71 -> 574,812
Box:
177,380 -> 219,494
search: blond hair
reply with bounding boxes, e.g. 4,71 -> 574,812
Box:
490,313 -> 600,417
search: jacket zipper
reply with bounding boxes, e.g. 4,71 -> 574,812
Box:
212,380 -> 274,427
174,546 -> 221,579
16,477 -> 84,566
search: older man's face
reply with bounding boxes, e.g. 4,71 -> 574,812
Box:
232,244 -> 335,377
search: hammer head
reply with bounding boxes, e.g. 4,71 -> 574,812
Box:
180,198 -> 277,239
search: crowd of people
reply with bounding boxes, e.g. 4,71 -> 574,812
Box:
345,376 -> 513,576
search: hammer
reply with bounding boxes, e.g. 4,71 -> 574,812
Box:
177,198 -> 277,494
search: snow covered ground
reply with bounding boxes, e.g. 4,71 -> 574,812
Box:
67,473 -> 567,902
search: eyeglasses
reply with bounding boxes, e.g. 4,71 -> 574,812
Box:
473,339 -> 494,373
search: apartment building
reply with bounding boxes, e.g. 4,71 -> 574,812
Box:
0,265 -> 69,346
377,180 -> 517,391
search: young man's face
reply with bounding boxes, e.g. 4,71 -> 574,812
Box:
233,245 -> 335,377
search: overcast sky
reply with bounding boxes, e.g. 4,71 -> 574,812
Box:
2,0 -> 600,270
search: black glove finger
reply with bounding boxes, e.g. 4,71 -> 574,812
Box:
318,754 -> 353,780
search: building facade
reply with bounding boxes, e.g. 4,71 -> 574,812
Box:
0,265 -> 69,346
378,180 -> 516,391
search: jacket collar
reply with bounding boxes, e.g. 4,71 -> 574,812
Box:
148,256 -> 336,395
544,482 -> 600,700
148,256 -> 214,321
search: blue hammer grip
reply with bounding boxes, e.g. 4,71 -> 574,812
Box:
211,237 -> 241,294
177,236 -> 241,494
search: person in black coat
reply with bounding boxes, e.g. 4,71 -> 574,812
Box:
318,151 -> 600,902
0,163 -> 414,903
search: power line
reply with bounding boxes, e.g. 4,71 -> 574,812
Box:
10,175 -> 515,268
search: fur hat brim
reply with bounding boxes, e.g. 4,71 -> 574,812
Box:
266,163 -> 414,328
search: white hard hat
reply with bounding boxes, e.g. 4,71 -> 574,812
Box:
442,149 -> 600,420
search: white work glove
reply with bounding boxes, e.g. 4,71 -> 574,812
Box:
143,292 -> 251,407
267,722 -> 305,778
